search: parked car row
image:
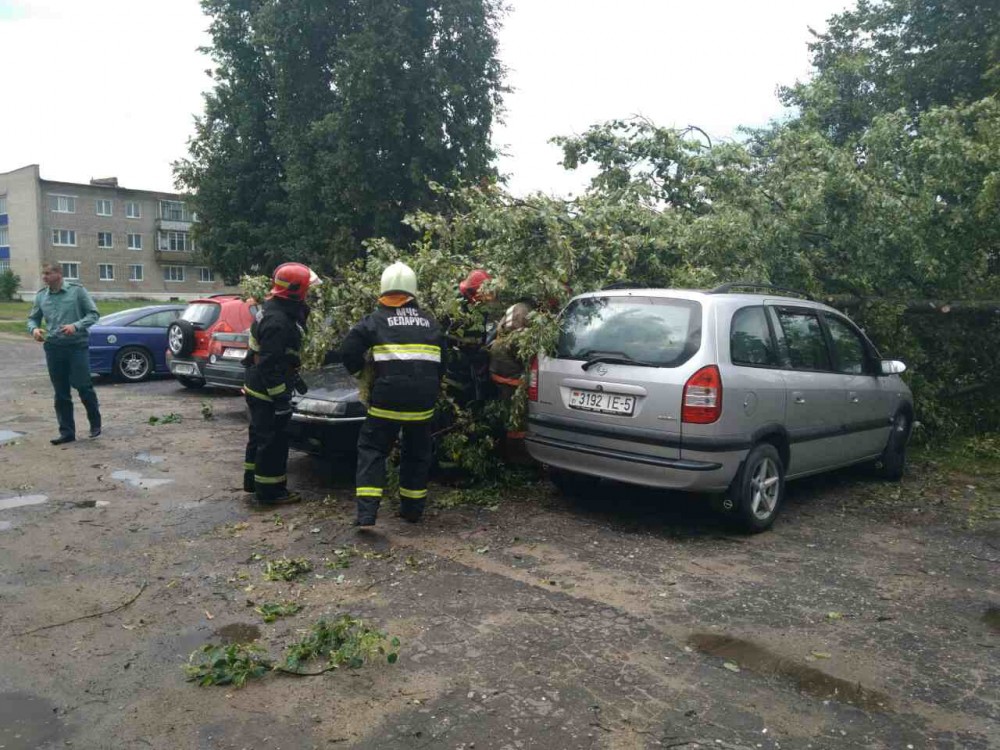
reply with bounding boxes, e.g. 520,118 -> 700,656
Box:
90,282 -> 913,533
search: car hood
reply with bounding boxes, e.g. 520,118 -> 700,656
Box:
297,364 -> 361,403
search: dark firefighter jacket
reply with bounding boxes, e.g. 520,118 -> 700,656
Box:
341,298 -> 445,421
243,297 -> 304,405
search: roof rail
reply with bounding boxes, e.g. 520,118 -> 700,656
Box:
601,281 -> 645,291
207,292 -> 242,299
709,281 -> 814,301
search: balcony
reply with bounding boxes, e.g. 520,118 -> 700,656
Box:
155,249 -> 196,264
157,201 -> 195,231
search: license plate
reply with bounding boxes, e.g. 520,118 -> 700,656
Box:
569,389 -> 636,416
173,363 -> 195,375
222,348 -> 247,360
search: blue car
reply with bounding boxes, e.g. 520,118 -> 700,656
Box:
89,305 -> 186,382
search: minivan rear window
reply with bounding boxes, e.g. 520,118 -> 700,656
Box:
557,296 -> 702,367
181,303 -> 221,329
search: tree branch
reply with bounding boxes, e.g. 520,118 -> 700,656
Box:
16,581 -> 148,637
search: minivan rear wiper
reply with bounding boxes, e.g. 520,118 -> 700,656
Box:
580,351 -> 658,371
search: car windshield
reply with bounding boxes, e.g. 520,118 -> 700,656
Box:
181,303 -> 221,328
97,311 -> 135,325
557,296 -> 702,368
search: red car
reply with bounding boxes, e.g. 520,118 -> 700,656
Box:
165,295 -> 258,389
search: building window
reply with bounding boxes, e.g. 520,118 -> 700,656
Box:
99,263 -> 115,281
128,264 -> 144,282
0,260 -> 10,273
0,195 -> 6,214
0,227 -> 7,246
163,265 -> 184,282
96,199 -> 113,216
97,232 -> 113,249
61,262 -> 80,280
197,267 -> 214,283
49,195 -> 76,213
53,229 -> 77,246
159,230 -> 191,252
126,201 -> 141,219
127,233 -> 142,250
159,200 -> 192,222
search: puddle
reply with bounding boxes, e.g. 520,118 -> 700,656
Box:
0,692 -> 67,749
134,452 -> 165,465
984,607 -> 1000,634
179,501 -> 207,510
215,623 -> 262,644
110,470 -> 174,490
688,633 -> 889,712
0,494 -> 49,511
0,429 -> 25,445
0,520 -> 13,531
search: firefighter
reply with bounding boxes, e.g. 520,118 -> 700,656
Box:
443,269 -> 494,406
488,298 -> 534,399
342,261 -> 444,526
242,262 -> 317,505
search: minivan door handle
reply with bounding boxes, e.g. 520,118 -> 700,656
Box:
792,391 -> 806,405
848,391 -> 860,404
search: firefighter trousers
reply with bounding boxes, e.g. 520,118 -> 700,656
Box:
244,395 -> 292,503
355,414 -> 433,524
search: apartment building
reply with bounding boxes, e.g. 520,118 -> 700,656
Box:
0,164 -> 236,299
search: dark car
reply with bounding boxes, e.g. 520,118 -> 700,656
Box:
166,295 -> 258,389
287,363 -> 367,456
88,305 -> 185,382
217,330 -> 367,454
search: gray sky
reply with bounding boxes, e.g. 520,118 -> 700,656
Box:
2,0 -> 852,196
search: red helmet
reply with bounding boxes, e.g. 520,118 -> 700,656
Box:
270,262 -> 314,302
459,269 -> 492,301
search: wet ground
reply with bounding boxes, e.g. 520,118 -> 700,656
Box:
0,333 -> 998,749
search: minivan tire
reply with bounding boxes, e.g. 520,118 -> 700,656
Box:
177,376 -> 206,390
722,443 -> 785,533
549,468 -> 601,499
874,412 -> 910,482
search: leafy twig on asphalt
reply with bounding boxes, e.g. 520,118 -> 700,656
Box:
148,413 -> 182,426
15,581 -> 148,637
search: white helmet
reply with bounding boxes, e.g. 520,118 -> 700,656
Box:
380,261 -> 418,296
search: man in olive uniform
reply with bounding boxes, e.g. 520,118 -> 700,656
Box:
342,262 -> 445,526
27,263 -> 102,444
243,262 -> 316,505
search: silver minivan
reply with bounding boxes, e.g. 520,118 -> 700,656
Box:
525,283 -> 913,532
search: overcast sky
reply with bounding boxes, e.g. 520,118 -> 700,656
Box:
1,0 -> 852,197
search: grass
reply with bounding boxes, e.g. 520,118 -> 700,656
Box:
0,299 -> 160,336
909,435 -> 1000,527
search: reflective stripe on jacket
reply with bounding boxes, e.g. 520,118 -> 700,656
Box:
341,299 -> 444,419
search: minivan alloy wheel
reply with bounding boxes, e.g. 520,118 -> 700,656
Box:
750,457 -> 780,520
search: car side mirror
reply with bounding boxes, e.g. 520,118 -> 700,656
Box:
879,360 -> 906,376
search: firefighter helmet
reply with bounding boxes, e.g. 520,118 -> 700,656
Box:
270,262 -> 314,302
380,261 -> 418,296
459,269 -> 492,301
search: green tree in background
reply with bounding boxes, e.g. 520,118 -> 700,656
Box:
175,0 -> 506,280
781,0 -> 1000,143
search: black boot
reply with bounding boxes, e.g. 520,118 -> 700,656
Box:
243,470 -> 255,493
398,498 -> 425,523
355,497 -> 380,527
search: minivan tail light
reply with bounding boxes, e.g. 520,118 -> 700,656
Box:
682,365 -> 722,424
527,357 -> 539,402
